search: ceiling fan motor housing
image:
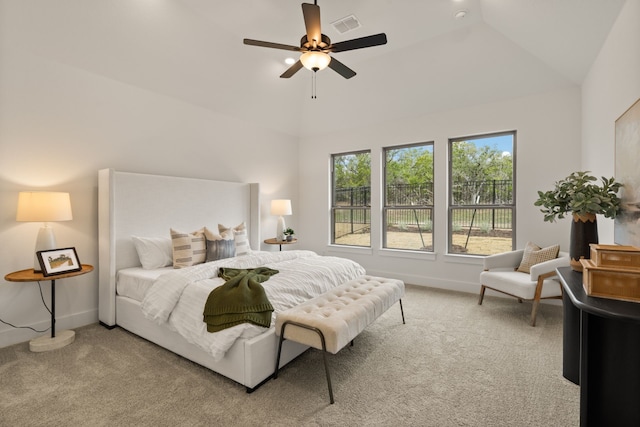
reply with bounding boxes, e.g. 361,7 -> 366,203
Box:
301,34 -> 331,51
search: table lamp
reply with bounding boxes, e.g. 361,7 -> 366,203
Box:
16,191 -> 73,271
270,199 -> 292,242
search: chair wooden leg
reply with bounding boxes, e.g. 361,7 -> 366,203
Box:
478,285 -> 486,305
530,300 -> 540,327
530,275 -> 547,327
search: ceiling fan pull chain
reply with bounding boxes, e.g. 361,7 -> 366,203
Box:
311,71 -> 317,99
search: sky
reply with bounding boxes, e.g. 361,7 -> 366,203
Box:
475,134 -> 514,155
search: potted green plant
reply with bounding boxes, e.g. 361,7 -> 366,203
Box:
283,227 -> 295,242
534,171 -> 622,271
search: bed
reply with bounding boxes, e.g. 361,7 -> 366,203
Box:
97,169 -> 366,391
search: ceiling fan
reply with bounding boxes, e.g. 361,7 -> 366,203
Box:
243,1 -> 387,79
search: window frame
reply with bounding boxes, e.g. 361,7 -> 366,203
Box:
331,150 -> 372,248
382,141 -> 435,252
447,131 -> 516,256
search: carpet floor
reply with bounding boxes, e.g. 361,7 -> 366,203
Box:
0,285 -> 579,426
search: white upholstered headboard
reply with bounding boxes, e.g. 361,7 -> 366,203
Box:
98,168 -> 260,326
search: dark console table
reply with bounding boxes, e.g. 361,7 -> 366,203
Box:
558,266 -> 640,427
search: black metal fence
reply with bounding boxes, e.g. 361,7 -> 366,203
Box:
334,180 -> 513,234
335,180 -> 511,207
451,179 -> 513,205
385,208 -> 433,230
386,182 -> 434,205
450,207 -> 513,231
334,186 -> 370,207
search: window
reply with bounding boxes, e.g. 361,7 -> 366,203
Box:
331,151 -> 371,247
383,142 -> 434,251
448,132 -> 515,256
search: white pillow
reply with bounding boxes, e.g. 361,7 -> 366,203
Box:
218,222 -> 252,256
132,236 -> 173,269
170,228 -> 206,268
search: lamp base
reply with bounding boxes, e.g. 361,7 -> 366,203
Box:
29,329 -> 75,352
34,224 -> 57,272
276,216 -> 286,242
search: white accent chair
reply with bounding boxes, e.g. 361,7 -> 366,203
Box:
478,249 -> 570,326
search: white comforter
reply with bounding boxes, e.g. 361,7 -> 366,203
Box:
140,250 -> 366,361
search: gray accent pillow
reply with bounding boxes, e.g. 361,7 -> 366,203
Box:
206,238 -> 236,262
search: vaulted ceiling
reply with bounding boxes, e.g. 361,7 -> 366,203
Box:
1,0 -> 626,137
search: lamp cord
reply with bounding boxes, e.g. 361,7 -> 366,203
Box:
0,281 -> 52,333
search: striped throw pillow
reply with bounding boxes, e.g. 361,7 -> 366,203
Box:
170,228 -> 206,268
218,222 -> 252,256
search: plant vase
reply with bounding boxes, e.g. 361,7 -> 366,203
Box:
570,212 -> 598,271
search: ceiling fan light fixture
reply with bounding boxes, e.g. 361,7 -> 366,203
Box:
300,51 -> 331,71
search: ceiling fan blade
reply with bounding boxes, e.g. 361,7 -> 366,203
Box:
302,3 -> 321,45
328,57 -> 356,79
244,38 -> 302,52
329,33 -> 388,53
280,60 -> 304,78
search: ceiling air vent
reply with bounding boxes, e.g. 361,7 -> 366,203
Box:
331,14 -> 361,34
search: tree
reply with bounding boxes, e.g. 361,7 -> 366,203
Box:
385,146 -> 433,185
451,141 -> 512,204
333,152 -> 371,189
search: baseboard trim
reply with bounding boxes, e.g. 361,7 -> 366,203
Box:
0,309 -> 98,349
364,269 -> 478,294
365,269 -> 563,306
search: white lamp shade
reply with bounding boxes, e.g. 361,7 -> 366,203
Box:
270,199 -> 292,216
16,192 -> 73,222
300,52 -> 331,71
16,191 -> 73,271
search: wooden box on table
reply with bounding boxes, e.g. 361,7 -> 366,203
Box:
582,244 -> 640,303
590,244 -> 640,269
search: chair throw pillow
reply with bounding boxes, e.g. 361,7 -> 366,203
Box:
517,241 -> 560,273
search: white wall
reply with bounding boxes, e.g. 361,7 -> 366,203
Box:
295,0 -> 638,294
582,0 -> 640,243
298,87 -> 582,291
0,47 -> 299,348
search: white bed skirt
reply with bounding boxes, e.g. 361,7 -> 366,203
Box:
115,296 -> 309,390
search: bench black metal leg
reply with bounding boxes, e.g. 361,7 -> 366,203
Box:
274,320 -> 335,404
275,295 -> 405,405
321,348 -> 334,404
274,323 -> 287,380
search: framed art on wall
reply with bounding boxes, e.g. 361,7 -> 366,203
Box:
614,98 -> 640,247
37,247 -> 82,276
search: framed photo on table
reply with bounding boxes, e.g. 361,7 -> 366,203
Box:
37,247 -> 82,276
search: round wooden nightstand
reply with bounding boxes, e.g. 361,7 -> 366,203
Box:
264,238 -> 298,251
4,264 -> 94,352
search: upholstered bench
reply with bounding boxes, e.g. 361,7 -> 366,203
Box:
273,275 -> 405,404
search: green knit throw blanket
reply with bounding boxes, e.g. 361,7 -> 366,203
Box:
203,267 -> 278,333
